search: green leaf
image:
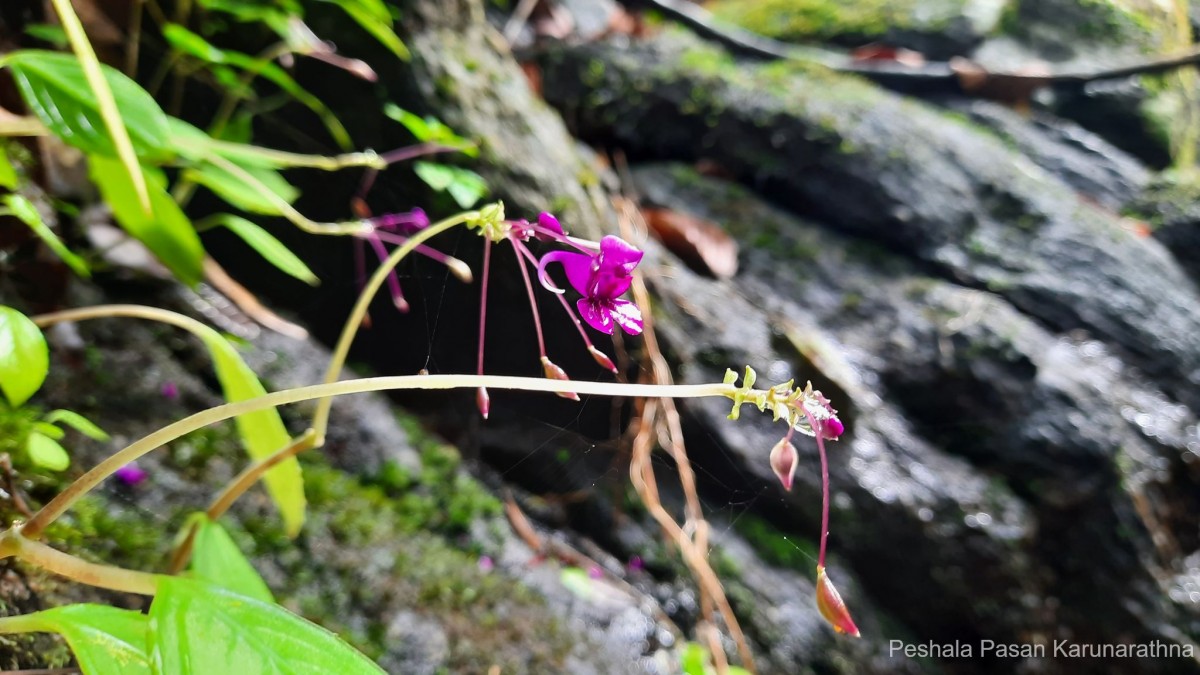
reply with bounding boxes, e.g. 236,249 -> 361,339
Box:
184,161 -> 299,215
88,155 -> 205,286
0,604 -> 151,675
196,0 -> 298,35
191,518 -> 274,603
162,24 -> 227,63
3,194 -> 90,277
23,24 -> 69,47
321,0 -> 410,60
559,567 -> 592,599
44,409 -> 109,440
382,105 -> 477,156
0,149 -> 18,189
199,333 -> 305,536
210,215 -> 318,285
680,642 -> 708,675
413,162 -> 488,208
0,305 -> 49,407
26,431 -> 70,470
149,577 -> 383,674
32,422 -> 65,440
160,24 -> 351,149
3,50 -> 169,161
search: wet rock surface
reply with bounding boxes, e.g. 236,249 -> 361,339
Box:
539,30 -> 1200,416
632,164 -> 1200,673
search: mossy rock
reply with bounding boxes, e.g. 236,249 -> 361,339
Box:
708,0 -> 1009,57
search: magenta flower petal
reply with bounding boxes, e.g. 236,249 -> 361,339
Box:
577,298 -> 615,334
598,235 -> 643,273
538,212 -> 565,237
538,250 -> 594,295
372,208 -> 429,234
607,299 -> 644,335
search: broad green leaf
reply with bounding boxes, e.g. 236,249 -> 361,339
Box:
191,518 -> 274,603
0,305 -> 49,406
149,577 -> 383,674
414,162 -> 488,208
199,332 -> 304,536
3,194 -> 90,277
88,155 -> 205,286
0,604 -> 151,675
183,161 -> 298,215
26,431 -> 69,470
210,215 -> 318,285
44,409 -> 109,440
3,50 -> 169,161
321,0 -> 410,60
382,105 -> 477,156
0,149 -> 17,189
32,422 -> 64,439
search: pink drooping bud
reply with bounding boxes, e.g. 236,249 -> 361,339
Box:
815,565 -> 860,637
540,356 -> 579,401
588,345 -> 618,373
769,436 -> 798,491
476,387 -> 491,419
822,417 -> 845,440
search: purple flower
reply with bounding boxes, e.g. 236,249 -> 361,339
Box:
538,235 -> 644,335
161,381 -> 179,400
114,462 -> 148,486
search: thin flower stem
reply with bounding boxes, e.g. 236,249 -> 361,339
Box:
168,430 -> 319,575
803,407 -> 831,569
0,530 -> 160,595
371,231 -> 473,282
364,234 -> 408,310
33,305 -> 223,346
514,244 -> 596,350
20,375 -> 736,539
311,212 -> 472,441
478,238 -> 493,376
378,143 -> 463,165
509,238 -> 546,357
202,155 -> 372,236
208,430 -> 317,523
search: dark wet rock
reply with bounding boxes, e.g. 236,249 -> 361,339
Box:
970,0 -> 1187,167
939,98 -> 1151,209
538,30 -> 1200,414
631,163 -> 1200,672
1126,175 -> 1200,286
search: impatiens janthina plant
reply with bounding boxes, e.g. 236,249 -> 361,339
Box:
0,201 -> 858,672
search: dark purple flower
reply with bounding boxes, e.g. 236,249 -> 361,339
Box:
538,235 -> 644,336
114,462 -> 148,486
161,381 -> 179,400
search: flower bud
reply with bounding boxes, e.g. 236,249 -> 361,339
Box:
822,417 -> 845,440
588,345 -> 618,373
476,387 -> 491,419
769,436 -> 798,491
815,565 -> 860,637
541,356 -> 580,400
